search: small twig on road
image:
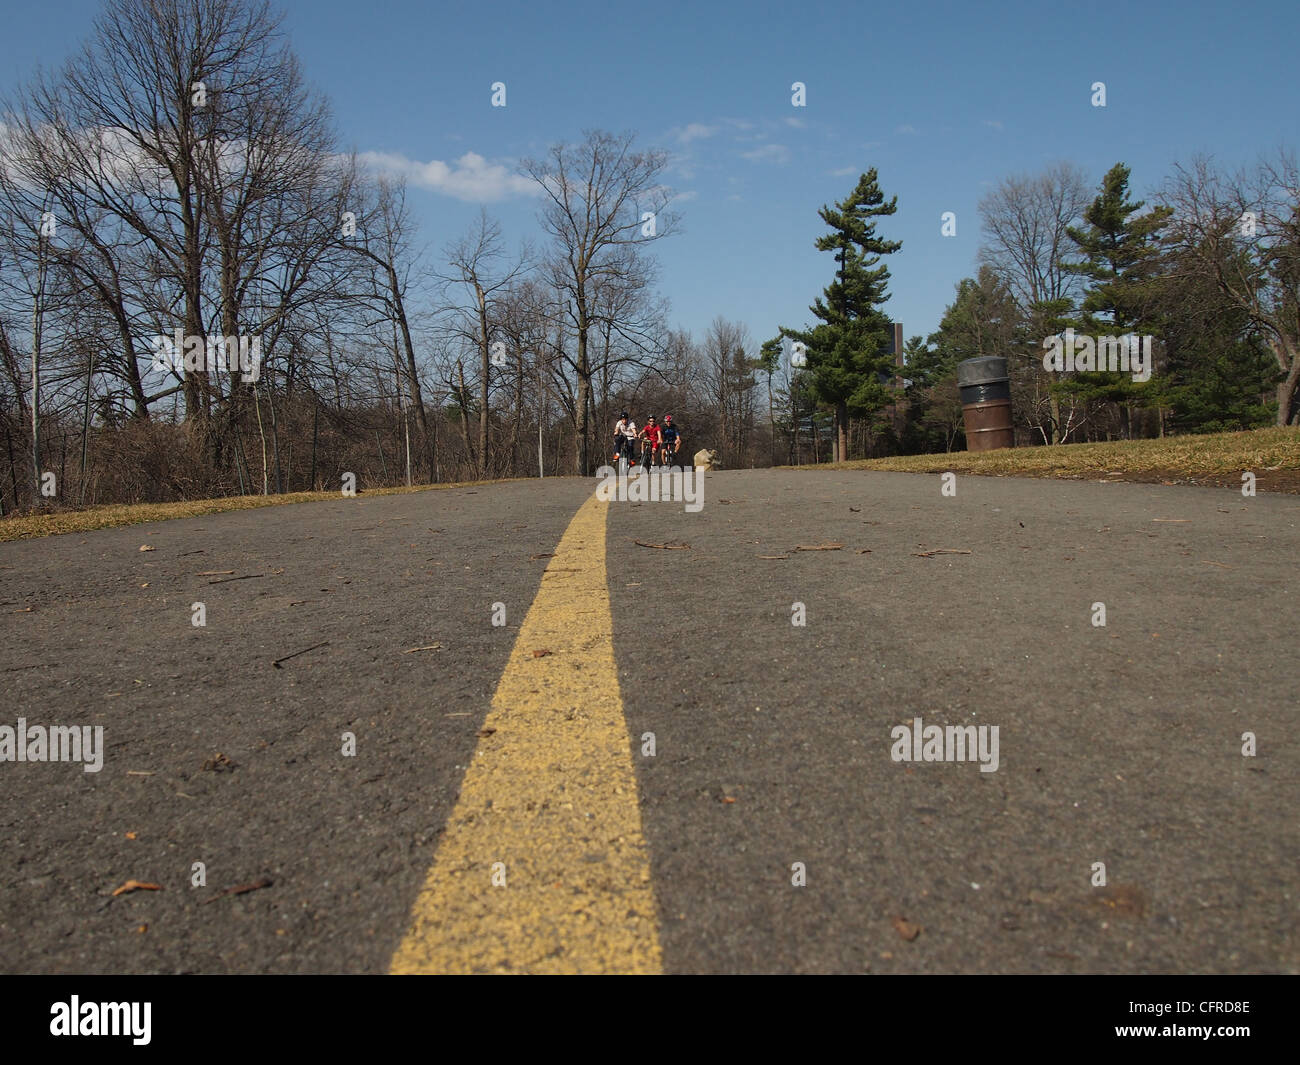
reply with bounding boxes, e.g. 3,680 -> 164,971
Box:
208,573 -> 264,585
197,570 -> 234,576
200,877 -> 273,905
634,540 -> 690,550
272,641 -> 329,669
404,643 -> 442,653
794,542 -> 843,551
911,548 -> 972,558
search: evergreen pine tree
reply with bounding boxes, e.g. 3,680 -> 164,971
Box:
782,170 -> 902,460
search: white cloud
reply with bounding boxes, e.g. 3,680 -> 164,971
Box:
676,122 -> 718,143
830,166 -> 857,177
784,116 -> 806,129
357,150 -> 535,201
740,143 -> 791,164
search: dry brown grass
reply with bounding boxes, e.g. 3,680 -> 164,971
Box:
0,478 -> 524,543
792,427 -> 1300,491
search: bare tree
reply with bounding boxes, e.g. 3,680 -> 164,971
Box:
347,174 -> 439,479
520,130 -> 676,474
442,209 -> 530,478
1162,152 -> 1300,426
979,162 -> 1092,442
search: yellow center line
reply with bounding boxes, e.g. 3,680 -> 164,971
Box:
389,491 -> 662,974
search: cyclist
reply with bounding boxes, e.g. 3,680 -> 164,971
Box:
612,410 -> 637,469
660,414 -> 683,468
639,416 -> 662,470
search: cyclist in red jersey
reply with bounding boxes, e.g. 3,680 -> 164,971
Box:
639,416 -> 662,469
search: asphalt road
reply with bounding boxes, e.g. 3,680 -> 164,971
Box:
1,469 -> 1296,973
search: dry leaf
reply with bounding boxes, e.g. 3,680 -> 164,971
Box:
138,545 -> 155,552
477,727 -> 497,737
891,915 -> 922,941
531,649 -> 553,658
112,879 -> 161,896
124,831 -> 137,840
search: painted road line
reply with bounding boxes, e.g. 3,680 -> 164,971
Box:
389,491 -> 662,974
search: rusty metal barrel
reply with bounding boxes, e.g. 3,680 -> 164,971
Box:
957,356 -> 1014,451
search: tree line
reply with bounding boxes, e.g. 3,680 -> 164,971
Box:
809,159 -> 1297,457
1,0 -> 1295,515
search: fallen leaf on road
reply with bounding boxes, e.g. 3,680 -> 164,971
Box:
112,880 -> 161,896
201,752 -> 235,772
1090,884 -> 1146,918
138,545 -> 155,552
125,832 -> 137,840
531,649 -> 553,658
891,915 -> 923,941
136,924 -> 148,934
477,727 -> 497,737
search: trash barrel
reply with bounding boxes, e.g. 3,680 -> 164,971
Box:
957,356 -> 1014,451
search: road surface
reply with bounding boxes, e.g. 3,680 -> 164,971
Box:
1,469 -> 1296,973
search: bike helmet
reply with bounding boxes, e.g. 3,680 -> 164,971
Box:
664,414 -> 673,423
621,410 -> 629,419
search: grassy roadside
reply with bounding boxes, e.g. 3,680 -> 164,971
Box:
0,478 -> 525,543
799,427 -> 1300,493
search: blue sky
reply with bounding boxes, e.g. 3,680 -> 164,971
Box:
5,0 -> 1298,347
